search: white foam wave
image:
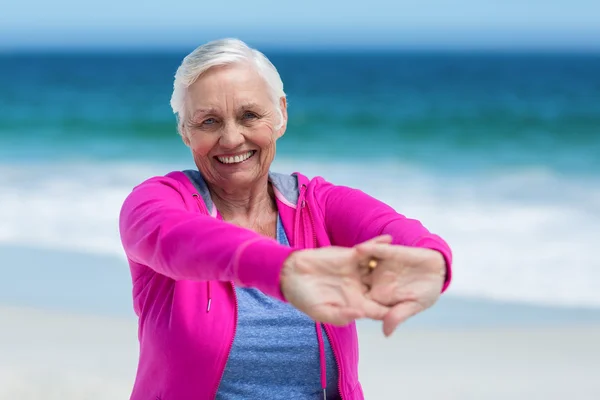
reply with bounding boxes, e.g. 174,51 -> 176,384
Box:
1,159 -> 598,308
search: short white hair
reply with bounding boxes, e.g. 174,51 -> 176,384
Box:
170,38 -> 286,136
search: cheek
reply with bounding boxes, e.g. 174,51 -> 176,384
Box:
189,135 -> 216,156
252,124 -> 278,149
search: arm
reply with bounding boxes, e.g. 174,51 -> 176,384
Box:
118,176 -> 295,301
315,179 -> 452,291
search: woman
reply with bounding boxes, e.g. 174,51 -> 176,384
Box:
119,38 -> 452,400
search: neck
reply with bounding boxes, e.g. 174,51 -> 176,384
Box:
209,175 -> 276,219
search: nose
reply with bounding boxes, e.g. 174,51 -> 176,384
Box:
218,122 -> 245,150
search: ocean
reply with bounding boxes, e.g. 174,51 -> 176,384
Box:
0,50 -> 599,317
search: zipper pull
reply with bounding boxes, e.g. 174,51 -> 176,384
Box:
323,388 -> 327,400
206,281 -> 212,313
300,184 -> 307,208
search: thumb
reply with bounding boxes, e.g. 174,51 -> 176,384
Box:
382,301 -> 422,337
360,297 -> 390,321
354,235 -> 393,262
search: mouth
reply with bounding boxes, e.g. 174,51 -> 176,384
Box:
214,150 -> 257,165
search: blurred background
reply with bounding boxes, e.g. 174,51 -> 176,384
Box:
1,1 -> 599,399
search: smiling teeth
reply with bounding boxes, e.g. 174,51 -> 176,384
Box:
217,151 -> 254,164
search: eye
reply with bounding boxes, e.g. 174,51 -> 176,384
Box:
242,111 -> 258,120
202,118 -> 217,125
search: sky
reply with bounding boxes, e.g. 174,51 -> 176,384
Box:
2,0 -> 600,51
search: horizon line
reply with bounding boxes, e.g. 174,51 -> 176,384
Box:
2,45 -> 600,55
1,26 -> 599,53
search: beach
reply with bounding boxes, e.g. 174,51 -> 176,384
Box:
1,303 -> 599,399
359,325 -> 600,399
1,247 -> 600,399
1,51 -> 599,399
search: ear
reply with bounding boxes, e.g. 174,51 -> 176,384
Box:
275,96 -> 288,139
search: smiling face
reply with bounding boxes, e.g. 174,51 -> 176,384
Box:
181,63 -> 287,192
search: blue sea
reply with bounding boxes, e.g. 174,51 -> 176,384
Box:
1,50 -> 599,325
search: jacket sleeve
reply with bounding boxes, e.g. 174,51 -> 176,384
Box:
315,179 -> 453,291
118,176 -> 295,301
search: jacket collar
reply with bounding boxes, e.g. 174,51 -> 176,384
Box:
181,169 -> 300,215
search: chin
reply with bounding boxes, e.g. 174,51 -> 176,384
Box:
215,167 -> 263,186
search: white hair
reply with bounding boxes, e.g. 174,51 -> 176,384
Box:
170,38 -> 286,136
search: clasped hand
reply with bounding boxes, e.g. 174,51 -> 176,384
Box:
280,235 -> 446,337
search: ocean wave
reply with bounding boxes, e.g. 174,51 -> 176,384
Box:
1,159 -> 598,308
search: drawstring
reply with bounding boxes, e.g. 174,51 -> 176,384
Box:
206,281 -> 212,313
315,322 -> 327,399
194,193 -> 213,314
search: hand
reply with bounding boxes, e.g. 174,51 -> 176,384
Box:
356,240 -> 446,337
280,235 -> 392,326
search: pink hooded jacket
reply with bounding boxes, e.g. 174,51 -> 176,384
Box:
118,169 -> 453,400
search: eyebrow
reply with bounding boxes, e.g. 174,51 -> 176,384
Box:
191,103 -> 261,120
191,108 -> 218,120
239,102 -> 260,110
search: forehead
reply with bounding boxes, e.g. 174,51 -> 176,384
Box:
185,64 -> 271,112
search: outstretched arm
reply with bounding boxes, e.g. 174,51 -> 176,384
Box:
121,175 -> 395,326
315,179 -> 452,291
119,176 -> 294,301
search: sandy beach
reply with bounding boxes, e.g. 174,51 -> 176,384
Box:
1,305 -> 599,400
358,324 -> 600,399
1,246 -> 599,399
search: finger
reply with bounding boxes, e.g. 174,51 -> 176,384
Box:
334,307 -> 364,326
360,298 -> 390,321
312,305 -> 362,326
355,242 -> 402,261
382,301 -> 422,337
354,235 -> 393,259
361,284 -> 369,295
357,234 -> 393,246
366,234 -> 393,245
353,236 -> 393,267
360,272 -> 374,289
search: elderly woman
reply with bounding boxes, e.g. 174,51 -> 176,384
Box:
119,38 -> 452,400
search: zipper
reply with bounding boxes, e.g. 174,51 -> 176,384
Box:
323,324 -> 344,400
303,197 -> 318,249
192,193 -> 239,399
315,322 -> 327,399
295,184 -> 307,248
211,282 -> 238,399
301,184 -> 344,399
191,193 -> 208,214
299,183 -> 318,249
